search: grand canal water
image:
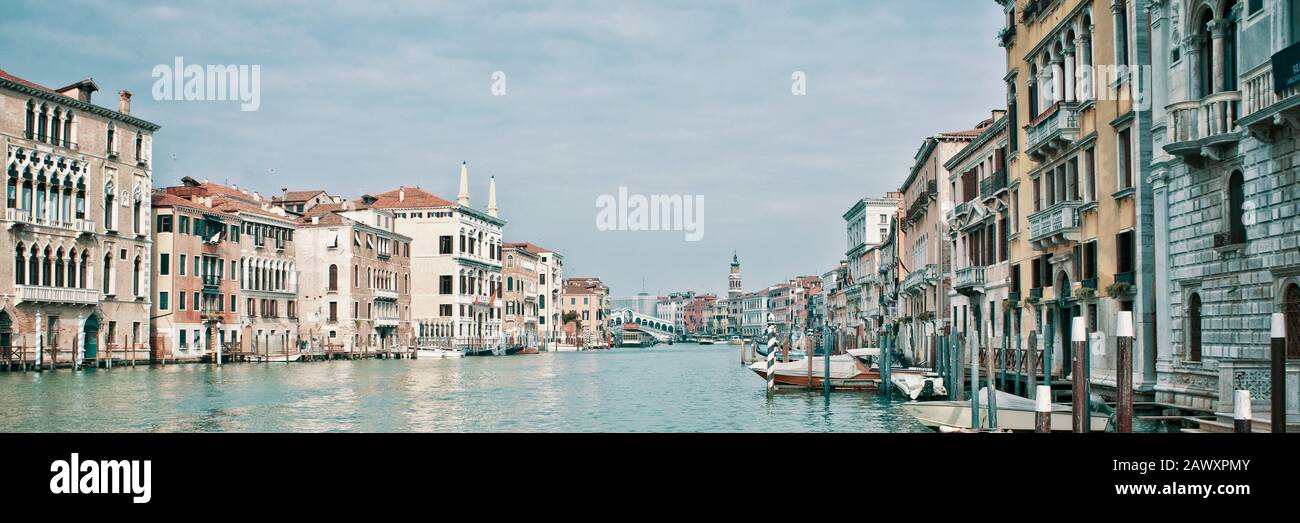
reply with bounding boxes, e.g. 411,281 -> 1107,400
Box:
0,343 -> 935,432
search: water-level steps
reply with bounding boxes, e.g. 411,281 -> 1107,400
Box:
1180,414 -> 1300,433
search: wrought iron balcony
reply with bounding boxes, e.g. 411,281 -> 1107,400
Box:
980,169 -> 1008,200
202,274 -> 222,293
954,266 -> 986,293
905,180 -> 937,224
1213,230 -> 1246,249
1027,200 -> 1081,250
15,285 -> 99,305
1025,102 -> 1079,161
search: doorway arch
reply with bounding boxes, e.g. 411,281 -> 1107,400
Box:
83,314 -> 100,360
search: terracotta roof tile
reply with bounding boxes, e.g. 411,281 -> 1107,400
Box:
367,186 -> 455,209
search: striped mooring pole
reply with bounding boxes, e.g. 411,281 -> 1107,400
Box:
1035,384 -> 1051,433
765,314 -> 778,398
1116,311 -> 1135,433
1234,390 -> 1252,433
1071,316 -> 1087,433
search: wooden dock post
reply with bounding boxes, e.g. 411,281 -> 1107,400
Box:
969,327 -> 979,431
1271,313 -> 1286,433
1234,390 -> 1252,433
1035,385 -> 1051,433
1071,316 -> 1086,433
986,321 -> 998,430
1116,311 -> 1134,433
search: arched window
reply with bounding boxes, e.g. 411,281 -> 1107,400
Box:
1227,170 -> 1246,244
103,182 -> 115,229
134,132 -> 143,161
14,243 -> 25,285
328,264 -> 338,291
27,245 -> 38,285
1224,1 -> 1240,91
106,123 -> 115,155
79,251 -> 88,289
41,247 -> 51,286
67,248 -> 77,288
1198,8 -> 1216,98
24,100 -> 35,137
55,248 -> 65,287
507,277 -> 514,291
1187,292 -> 1203,362
102,252 -> 112,293
132,255 -> 141,296
1286,284 -> 1300,359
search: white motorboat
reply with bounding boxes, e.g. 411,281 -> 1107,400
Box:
891,373 -> 947,400
416,346 -> 463,359
902,388 -> 1110,432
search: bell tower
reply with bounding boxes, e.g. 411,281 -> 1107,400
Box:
728,251 -> 742,298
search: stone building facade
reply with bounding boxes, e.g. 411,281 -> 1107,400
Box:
502,242 -> 540,342
1,69 -> 157,364
1148,0 -> 1300,422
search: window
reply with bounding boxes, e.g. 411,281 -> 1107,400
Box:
1117,127 -> 1133,190
1226,170 -> 1246,244
329,302 -> 338,322
178,329 -> 187,348
157,215 -> 172,232
328,264 -> 338,291
1116,230 -> 1135,276
1084,147 -> 1096,201
179,254 -> 186,275
159,253 -> 170,275
159,292 -> 169,310
179,216 -> 190,234
1187,292 -> 1203,362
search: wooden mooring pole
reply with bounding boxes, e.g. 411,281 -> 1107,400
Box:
1116,311 -> 1134,433
1234,390 -> 1252,433
1071,316 -> 1086,433
1271,313 -> 1286,433
1035,385 -> 1051,433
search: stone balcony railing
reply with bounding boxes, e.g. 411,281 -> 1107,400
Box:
374,288 -> 399,301
900,263 -> 936,294
15,285 -> 99,305
6,208 -> 95,234
1027,200 -> 1081,251
1165,91 -> 1241,162
1026,102 -> 1079,161
375,316 -> 400,327
954,266 -> 986,292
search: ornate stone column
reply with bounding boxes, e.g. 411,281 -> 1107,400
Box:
1064,45 -> 1077,102
1210,19 -> 1230,93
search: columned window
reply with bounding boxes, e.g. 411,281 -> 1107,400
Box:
1187,292 -> 1203,362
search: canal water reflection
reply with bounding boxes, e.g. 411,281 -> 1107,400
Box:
0,343 -> 933,432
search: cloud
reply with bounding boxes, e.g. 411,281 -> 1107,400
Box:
1,0 -> 1006,296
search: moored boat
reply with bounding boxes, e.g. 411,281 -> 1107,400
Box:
416,346 -> 464,359
748,354 -> 879,390
902,388 -> 1110,432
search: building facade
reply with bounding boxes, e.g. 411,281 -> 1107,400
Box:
150,191 -> 241,361
996,0 -> 1155,402
376,163 -> 505,348
899,128 -> 977,365
843,194 -> 902,346
295,197 -> 413,352
1147,0 -> 1299,421
502,242 -> 540,342
945,112 -> 1013,376
561,277 -> 609,339
1,71 -> 157,364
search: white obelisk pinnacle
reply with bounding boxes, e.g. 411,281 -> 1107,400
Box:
488,176 -> 498,217
457,161 -> 470,206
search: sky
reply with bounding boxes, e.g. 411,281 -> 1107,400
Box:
2,0 -> 1006,298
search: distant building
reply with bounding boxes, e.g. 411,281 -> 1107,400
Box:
502,242 -> 541,342
561,277 -> 609,339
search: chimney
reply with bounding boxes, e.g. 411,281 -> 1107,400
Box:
56,79 -> 98,103
311,216 -> 320,225
118,90 -> 132,115
399,186 -> 405,202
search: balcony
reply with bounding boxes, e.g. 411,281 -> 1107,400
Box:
202,274 -> 221,293
374,288 -> 399,301
900,263 -> 936,295
1027,200 -> 1081,250
1213,230 -> 1246,251
375,316 -> 400,327
200,310 -> 225,322
905,180 -> 937,225
5,208 -> 96,235
1025,102 -> 1079,161
1165,92 -> 1242,165
1238,54 -> 1300,140
980,169 -> 1008,200
954,266 -> 986,293
946,201 -> 972,223
15,285 -> 98,305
